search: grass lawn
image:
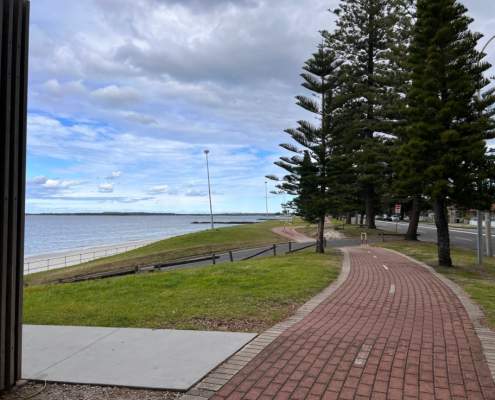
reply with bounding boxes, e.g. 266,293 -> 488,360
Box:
26,220 -> 288,286
375,241 -> 495,329
24,251 -> 341,332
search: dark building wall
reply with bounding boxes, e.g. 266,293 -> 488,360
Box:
0,0 -> 29,392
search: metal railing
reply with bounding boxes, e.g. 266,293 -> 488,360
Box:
24,241 -> 153,275
50,240 -> 322,284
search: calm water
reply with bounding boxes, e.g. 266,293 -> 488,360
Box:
25,214 -> 273,257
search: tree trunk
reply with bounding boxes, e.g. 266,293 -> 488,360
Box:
365,186 -> 376,229
405,197 -> 420,241
346,213 -> 352,225
316,216 -> 325,254
433,197 -> 452,267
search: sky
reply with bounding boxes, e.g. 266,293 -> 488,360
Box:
26,0 -> 495,214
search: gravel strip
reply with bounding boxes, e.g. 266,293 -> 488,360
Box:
2,382 -> 183,400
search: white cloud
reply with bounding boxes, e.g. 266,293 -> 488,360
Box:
148,185 -> 169,194
28,176 -> 48,185
43,179 -> 80,189
106,171 -> 122,180
121,111 -> 157,125
28,176 -> 81,189
185,189 -> 207,197
98,183 -> 114,193
91,85 -> 141,106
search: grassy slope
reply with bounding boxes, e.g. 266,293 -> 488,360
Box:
376,241 -> 495,329
24,251 -> 341,333
27,220 -> 287,286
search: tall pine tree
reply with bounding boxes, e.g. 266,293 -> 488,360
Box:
275,45 -> 344,253
399,0 -> 495,266
328,0 -> 414,229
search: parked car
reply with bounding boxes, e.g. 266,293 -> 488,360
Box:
391,215 -> 400,222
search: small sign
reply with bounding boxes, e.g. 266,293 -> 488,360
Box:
395,204 -> 401,214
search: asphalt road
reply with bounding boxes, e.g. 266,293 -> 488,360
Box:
376,220 -> 495,251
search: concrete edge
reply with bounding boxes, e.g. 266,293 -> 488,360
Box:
181,249 -> 351,400
380,247 -> 495,383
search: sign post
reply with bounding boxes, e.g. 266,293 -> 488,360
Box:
394,204 -> 401,232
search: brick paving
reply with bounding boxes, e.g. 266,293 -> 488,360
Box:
210,247 -> 495,400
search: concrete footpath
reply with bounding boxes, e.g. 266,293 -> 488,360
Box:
188,247 -> 495,400
23,325 -> 256,391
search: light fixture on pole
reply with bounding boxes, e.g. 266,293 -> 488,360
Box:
476,34 -> 495,264
204,149 -> 214,230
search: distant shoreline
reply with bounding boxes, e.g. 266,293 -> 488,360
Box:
27,212 -> 283,216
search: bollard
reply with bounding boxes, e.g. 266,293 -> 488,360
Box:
229,251 -> 234,262
288,241 -> 292,252
273,244 -> 277,256
212,254 -> 216,265
361,233 -> 368,247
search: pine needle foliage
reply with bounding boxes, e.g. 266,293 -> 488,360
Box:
276,45 -> 344,253
398,0 -> 495,266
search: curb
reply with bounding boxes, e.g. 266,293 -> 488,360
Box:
181,250 -> 351,400
381,247 -> 495,383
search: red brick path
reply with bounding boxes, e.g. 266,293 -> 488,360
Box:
212,247 -> 495,400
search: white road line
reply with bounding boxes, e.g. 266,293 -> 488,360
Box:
382,265 -> 389,271
389,284 -> 396,295
354,344 -> 373,366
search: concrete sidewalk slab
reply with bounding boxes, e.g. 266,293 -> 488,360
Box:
22,325 -> 256,391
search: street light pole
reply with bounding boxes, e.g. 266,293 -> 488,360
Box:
475,34 -> 495,263
204,150 -> 214,230
265,180 -> 269,216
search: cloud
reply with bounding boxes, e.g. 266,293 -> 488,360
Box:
148,185 -> 170,194
28,176 -> 49,185
28,176 -> 81,189
185,188 -> 207,197
91,85 -> 141,106
121,111 -> 157,125
32,195 -> 155,203
106,171 -> 122,180
98,183 -> 114,193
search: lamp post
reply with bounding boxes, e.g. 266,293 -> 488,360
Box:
476,35 -> 495,263
265,180 -> 269,216
204,150 -> 214,230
